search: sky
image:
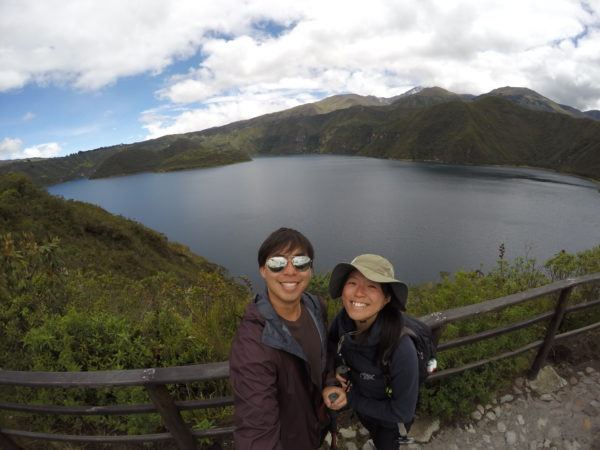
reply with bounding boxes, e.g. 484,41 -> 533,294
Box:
1,0 -> 600,161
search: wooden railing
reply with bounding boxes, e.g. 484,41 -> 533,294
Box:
1,273 -> 599,449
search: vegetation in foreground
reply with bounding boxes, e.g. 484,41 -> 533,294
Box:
1,172 -> 599,444
0,173 -> 251,438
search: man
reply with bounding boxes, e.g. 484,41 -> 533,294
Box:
229,227 -> 328,449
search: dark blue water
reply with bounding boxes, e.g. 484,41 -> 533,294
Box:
48,155 -> 600,291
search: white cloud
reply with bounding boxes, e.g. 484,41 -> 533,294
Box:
0,137 -> 24,159
0,137 -> 62,160
148,0 -> 600,136
22,142 -> 63,159
142,91 -> 319,139
0,0 -> 307,91
2,0 -> 600,141
160,0 -> 595,99
22,112 -> 35,121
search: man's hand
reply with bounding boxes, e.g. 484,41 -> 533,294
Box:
322,386 -> 347,410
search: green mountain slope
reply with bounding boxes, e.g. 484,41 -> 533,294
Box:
0,173 -> 250,438
2,86 -> 599,184
364,97 -> 600,174
0,172 -> 225,281
194,96 -> 600,180
0,172 -> 250,373
585,110 -> 600,120
0,136 -> 251,185
91,137 -> 251,179
0,145 -> 125,185
264,93 -> 389,118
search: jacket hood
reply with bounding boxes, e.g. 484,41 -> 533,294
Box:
252,290 -> 327,369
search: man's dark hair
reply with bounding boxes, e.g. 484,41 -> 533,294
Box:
257,227 -> 314,267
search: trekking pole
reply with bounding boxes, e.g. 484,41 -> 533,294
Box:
328,393 -> 339,450
397,422 -> 415,445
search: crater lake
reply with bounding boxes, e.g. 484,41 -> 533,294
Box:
48,155 -> 600,291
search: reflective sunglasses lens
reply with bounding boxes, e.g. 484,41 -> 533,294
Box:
292,256 -> 312,271
266,256 -> 287,272
265,256 -> 312,272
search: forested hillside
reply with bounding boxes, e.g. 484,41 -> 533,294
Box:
196,96 -> 600,179
0,172 -> 253,434
0,138 -> 251,186
0,173 -> 251,373
2,87 -> 599,185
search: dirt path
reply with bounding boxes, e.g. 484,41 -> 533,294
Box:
415,362 -> 599,450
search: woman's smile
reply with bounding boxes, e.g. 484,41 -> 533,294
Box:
342,270 -> 390,330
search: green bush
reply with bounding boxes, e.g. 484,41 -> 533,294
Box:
0,235 -> 250,437
408,245 -> 600,420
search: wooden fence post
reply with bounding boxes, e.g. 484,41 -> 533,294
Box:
528,286 -> 573,379
431,325 -> 445,347
0,431 -> 23,450
146,385 -> 197,450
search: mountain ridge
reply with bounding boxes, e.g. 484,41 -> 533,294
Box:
2,85 -> 599,184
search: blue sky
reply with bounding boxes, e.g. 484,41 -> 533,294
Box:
1,0 -> 600,160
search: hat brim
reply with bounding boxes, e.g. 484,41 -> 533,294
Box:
328,262 -> 408,310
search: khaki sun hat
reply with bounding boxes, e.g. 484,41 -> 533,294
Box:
328,254 -> 408,310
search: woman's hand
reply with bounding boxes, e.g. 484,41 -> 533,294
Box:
335,372 -> 350,390
322,386 -> 347,411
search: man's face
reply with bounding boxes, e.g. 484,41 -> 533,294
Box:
259,246 -> 312,308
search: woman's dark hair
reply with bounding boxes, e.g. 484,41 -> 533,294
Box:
257,227 -> 314,267
376,288 -> 405,364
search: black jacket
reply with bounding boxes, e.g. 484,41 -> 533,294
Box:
328,309 -> 419,427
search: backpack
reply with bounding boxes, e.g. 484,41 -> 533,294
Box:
382,314 -> 437,389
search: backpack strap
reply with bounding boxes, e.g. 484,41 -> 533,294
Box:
381,344 -> 395,397
381,326 -> 411,397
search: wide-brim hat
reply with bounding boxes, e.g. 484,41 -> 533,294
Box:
328,254 -> 408,310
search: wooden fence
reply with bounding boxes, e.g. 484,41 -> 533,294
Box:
1,272 -> 599,449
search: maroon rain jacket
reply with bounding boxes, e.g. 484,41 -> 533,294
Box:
229,292 -> 328,450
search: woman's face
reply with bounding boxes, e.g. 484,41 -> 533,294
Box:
342,270 -> 390,330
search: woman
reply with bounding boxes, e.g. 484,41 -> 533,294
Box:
322,254 -> 419,449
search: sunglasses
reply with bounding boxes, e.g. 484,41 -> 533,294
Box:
266,255 -> 313,272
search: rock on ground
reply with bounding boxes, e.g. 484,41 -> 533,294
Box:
319,363 -> 599,450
